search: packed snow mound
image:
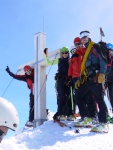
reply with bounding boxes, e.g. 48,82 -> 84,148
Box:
0,111 -> 113,150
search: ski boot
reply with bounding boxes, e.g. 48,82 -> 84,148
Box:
91,123 -> 109,133
74,117 -> 92,127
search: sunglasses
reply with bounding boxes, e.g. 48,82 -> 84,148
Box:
0,130 -> 5,140
81,36 -> 87,40
62,52 -> 69,54
75,42 -> 81,46
25,69 -> 31,73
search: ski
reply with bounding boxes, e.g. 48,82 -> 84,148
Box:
54,120 -> 72,128
90,130 -> 108,133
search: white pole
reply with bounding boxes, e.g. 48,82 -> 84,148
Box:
34,32 -> 47,127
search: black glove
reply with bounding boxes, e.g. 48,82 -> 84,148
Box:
54,73 -> 60,80
6,66 -> 10,73
68,76 -> 72,82
75,53 -> 79,57
44,48 -> 48,56
64,76 -> 72,86
72,53 -> 79,58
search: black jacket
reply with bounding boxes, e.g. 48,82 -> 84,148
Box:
57,57 -> 69,77
107,57 -> 113,83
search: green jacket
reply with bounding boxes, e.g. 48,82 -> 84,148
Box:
45,55 -> 59,66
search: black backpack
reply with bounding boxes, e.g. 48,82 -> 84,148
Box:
93,41 -> 111,65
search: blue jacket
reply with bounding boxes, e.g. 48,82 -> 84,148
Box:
86,46 -> 107,75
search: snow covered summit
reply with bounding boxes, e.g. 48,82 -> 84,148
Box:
0,111 -> 113,150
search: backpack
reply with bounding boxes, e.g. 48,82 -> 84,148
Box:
93,41 -> 111,66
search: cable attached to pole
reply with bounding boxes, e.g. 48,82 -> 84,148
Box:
1,70 -> 18,97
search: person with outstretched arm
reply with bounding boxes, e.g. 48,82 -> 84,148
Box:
6,65 -> 34,127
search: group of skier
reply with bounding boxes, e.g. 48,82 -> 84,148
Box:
1,29 -> 113,143
44,30 -> 113,133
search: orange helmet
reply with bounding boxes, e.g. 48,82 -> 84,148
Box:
24,65 -> 31,72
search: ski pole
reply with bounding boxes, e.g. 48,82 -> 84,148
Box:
70,86 -> 74,113
99,28 -> 106,90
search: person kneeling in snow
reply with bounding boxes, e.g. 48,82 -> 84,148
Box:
6,65 -> 34,127
0,98 -> 19,143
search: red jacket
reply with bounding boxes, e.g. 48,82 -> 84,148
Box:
8,69 -> 34,92
68,48 -> 86,78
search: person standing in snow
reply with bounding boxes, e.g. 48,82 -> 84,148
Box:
68,37 -> 86,116
0,98 -> 19,143
44,47 -> 75,121
106,44 -> 113,123
69,37 -> 97,120
6,65 -> 34,127
75,30 -> 108,133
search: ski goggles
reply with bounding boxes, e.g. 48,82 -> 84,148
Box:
62,52 -> 69,54
74,42 -> 81,46
0,130 -> 5,140
25,69 -> 31,73
80,31 -> 90,39
81,36 -> 88,40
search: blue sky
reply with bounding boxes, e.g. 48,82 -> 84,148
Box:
0,0 -> 113,137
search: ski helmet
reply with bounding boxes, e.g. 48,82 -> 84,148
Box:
107,43 -> 113,50
70,46 -> 76,53
24,65 -> 31,72
74,37 -> 81,44
0,97 -> 19,131
61,47 -> 69,53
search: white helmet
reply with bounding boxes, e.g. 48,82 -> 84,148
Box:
0,97 -> 19,131
70,46 -> 76,54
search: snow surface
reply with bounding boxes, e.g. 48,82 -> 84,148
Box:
0,111 -> 113,150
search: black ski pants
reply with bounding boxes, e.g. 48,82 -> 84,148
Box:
57,77 -> 72,116
73,77 -> 97,118
83,91 -> 97,119
107,82 -> 113,110
75,79 -> 108,123
29,92 -> 34,122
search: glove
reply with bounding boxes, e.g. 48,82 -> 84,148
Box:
74,53 -> 79,57
54,73 -> 60,80
98,73 -> 105,83
54,75 -> 58,80
75,80 -> 80,89
6,66 -> 10,73
44,48 -> 48,56
65,76 -> 72,86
